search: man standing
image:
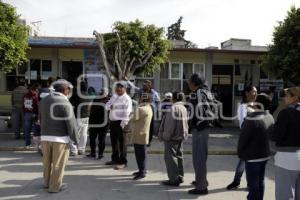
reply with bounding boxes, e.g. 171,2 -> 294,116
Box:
105,81 -> 132,170
69,81 -> 92,156
11,79 -> 28,139
159,92 -> 188,186
39,79 -> 78,193
23,84 -> 39,148
188,73 -> 214,195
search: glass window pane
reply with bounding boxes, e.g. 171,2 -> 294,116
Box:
30,59 -> 41,80
42,60 -> 51,71
183,63 -> 193,79
41,60 -> 52,80
194,64 -> 204,75
160,63 -> 169,79
171,63 -> 180,79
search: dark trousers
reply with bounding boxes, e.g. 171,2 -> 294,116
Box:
12,107 -> 24,138
191,128 -> 209,190
245,160 -> 267,200
134,144 -> 147,175
24,112 -> 33,146
89,128 -> 107,156
110,120 -> 127,164
148,105 -> 155,144
233,159 -> 246,183
164,141 -> 184,183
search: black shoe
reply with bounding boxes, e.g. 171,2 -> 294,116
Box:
105,161 -> 117,165
86,154 -> 96,158
132,171 -> 147,176
133,174 -> 145,180
191,180 -> 209,186
188,188 -> 208,195
226,181 -> 240,190
97,155 -> 104,160
162,180 -> 180,187
178,177 -> 184,184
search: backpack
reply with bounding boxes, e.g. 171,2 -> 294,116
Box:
196,89 -> 222,128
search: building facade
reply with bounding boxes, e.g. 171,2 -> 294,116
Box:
0,37 -> 274,121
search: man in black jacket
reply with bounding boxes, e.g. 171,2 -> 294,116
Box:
237,93 -> 274,200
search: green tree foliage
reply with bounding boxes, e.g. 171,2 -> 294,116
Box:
0,1 -> 28,73
94,20 -> 170,81
261,6 -> 300,85
167,16 -> 197,48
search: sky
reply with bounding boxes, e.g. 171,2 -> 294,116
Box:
3,0 -> 300,48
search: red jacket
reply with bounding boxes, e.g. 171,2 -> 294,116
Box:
23,91 -> 39,114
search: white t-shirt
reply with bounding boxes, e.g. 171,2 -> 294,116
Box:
274,151 -> 300,171
237,103 -> 255,128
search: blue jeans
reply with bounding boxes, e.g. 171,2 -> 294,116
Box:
24,112 -> 34,146
233,159 -> 245,183
245,160 -> 267,200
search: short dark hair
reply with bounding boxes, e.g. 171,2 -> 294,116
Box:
54,84 -> 68,93
189,73 -> 205,87
256,93 -> 272,111
172,91 -> 185,102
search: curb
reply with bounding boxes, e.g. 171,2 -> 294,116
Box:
0,147 -> 237,155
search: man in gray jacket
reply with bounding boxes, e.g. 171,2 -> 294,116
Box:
39,79 -> 78,193
159,92 -> 188,186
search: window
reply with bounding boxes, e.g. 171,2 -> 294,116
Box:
170,63 -> 181,79
25,59 -> 52,81
41,60 -> 52,80
193,63 -> 205,75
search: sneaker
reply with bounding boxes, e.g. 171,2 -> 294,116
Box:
133,173 -> 145,180
161,180 -> 180,187
188,188 -> 208,195
226,181 -> 240,190
114,164 -> 127,170
97,155 -> 104,160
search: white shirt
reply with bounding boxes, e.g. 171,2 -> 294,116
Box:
237,103 -> 255,128
106,93 -> 132,128
274,151 -> 300,171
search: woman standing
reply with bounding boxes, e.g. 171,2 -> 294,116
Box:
270,87 -> 300,200
130,93 -> 153,180
227,85 -> 257,190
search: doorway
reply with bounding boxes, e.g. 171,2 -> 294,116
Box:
212,65 -> 233,117
62,61 -> 83,86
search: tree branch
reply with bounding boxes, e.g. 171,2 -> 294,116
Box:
93,31 -> 115,81
132,47 -> 154,71
114,44 -> 122,80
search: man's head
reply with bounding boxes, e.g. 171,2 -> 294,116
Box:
52,79 -> 74,97
115,81 -> 127,96
172,91 -> 185,103
143,80 -> 152,92
255,93 -> 272,111
140,92 -> 152,104
188,73 -> 206,91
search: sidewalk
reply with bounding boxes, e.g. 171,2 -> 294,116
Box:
0,127 -> 240,154
0,151 -> 275,200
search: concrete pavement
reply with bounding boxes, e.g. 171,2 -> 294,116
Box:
0,151 -> 275,200
0,127 -> 240,154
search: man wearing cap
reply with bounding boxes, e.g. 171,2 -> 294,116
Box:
105,81 -> 133,169
39,79 -> 79,193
